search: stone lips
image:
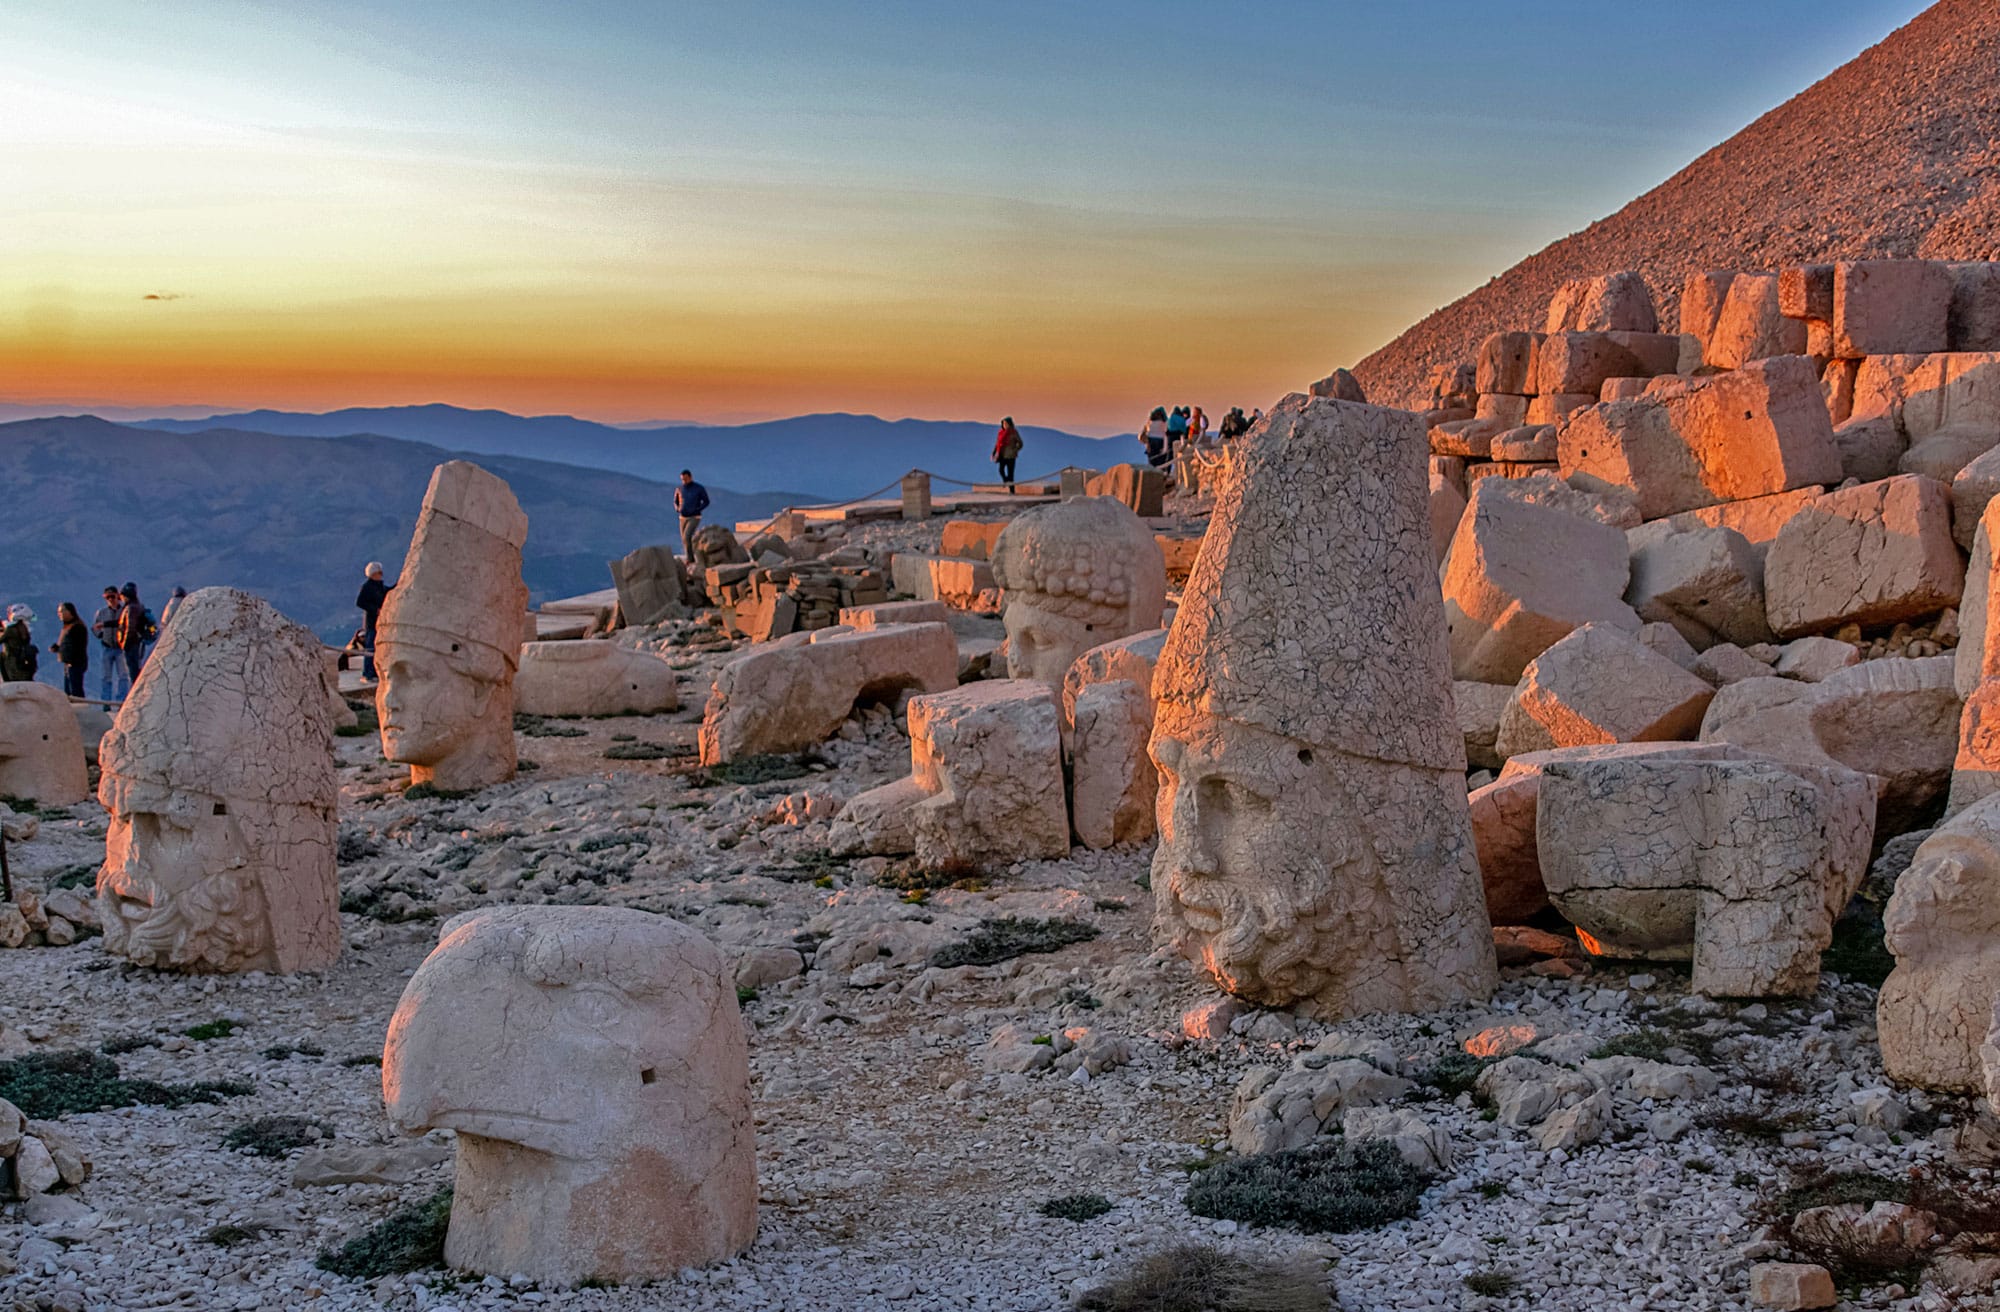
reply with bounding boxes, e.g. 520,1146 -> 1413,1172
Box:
98,587 -> 334,808
1155,394 -> 1461,771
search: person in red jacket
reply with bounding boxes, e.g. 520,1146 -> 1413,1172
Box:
991,417 -> 1024,492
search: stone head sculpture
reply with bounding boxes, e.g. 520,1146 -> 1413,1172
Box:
96,587 -> 338,974
990,496 -> 1167,692
1148,394 -> 1497,1018
384,906 -> 757,1285
376,462 -> 529,792
0,682 -> 90,806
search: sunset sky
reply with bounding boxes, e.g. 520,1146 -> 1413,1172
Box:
5,0 -> 1929,433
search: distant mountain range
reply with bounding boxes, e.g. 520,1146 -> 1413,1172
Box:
135,405 -> 1126,502
0,416 -> 800,648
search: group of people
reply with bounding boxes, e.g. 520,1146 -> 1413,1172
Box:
0,583 -> 178,701
1140,404 -> 1258,474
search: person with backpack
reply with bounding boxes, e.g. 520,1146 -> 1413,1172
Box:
51,603 -> 87,698
92,585 -> 127,701
991,417 -> 1024,492
1139,407 -> 1170,467
117,582 -> 155,684
1,606 -> 37,683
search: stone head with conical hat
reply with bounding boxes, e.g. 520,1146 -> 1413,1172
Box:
1147,395 -> 1497,1019
377,461 -> 529,792
96,587 -> 339,974
990,496 -> 1167,693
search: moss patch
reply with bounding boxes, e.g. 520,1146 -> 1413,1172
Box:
0,1049 -> 253,1119
1040,1193 -> 1114,1221
184,1018 -> 239,1041
316,1186 -> 454,1280
602,742 -> 672,760
224,1115 -> 333,1157
691,753 -> 820,787
1185,1140 -> 1428,1234
929,916 -> 1098,968
1076,1245 -> 1326,1312
1822,913 -> 1897,989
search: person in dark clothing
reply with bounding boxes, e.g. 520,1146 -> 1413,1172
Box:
51,603 -> 87,698
675,469 -> 711,562
1,606 -> 37,683
991,417 -> 1024,492
116,583 -> 152,683
356,561 -> 390,680
92,585 -> 127,701
1218,406 -> 1250,441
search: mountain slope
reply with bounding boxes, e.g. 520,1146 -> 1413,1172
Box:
0,417 -> 794,643
137,406 -> 1125,502
1355,0 -> 2000,407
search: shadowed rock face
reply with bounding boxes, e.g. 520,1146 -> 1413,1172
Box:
376,461 -> 529,793
95,587 -> 337,974
1147,394 -> 1497,1019
383,906 -> 757,1286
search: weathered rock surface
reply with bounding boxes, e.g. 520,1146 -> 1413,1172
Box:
1493,623 -> 1714,757
515,642 -> 679,718
1069,680 -> 1155,850
1625,521 -> 1772,649
1763,474 -> 1963,638
699,623 -> 956,765
1881,794 -> 2000,1091
0,682 -> 89,807
607,545 -> 688,626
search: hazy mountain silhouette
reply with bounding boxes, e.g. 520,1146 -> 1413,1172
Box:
0,416 -> 799,649
136,405 -> 1126,501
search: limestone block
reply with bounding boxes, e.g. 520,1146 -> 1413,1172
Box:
1475,393 -> 1529,427
1228,1057 -> 1412,1156
1084,464 -> 1165,518
1638,621 -> 1700,671
1606,331 -> 1682,376
1641,487 -> 1822,565
1706,274 -> 1809,370
1546,272 -> 1657,334
514,642 -> 678,718
1764,475 -> 1963,638
839,599 -> 950,630
990,497 -> 1166,697
1880,794 -> 2000,1090
940,520 -> 1006,561
377,462 -> 529,792
1454,680 -> 1513,772
97,588 -> 338,975
1749,1262 -> 1836,1311
384,906 -> 756,1284
1835,260 -> 1956,359
1679,270 -> 1738,344
0,683 -> 88,807
1950,263 -> 2000,352
1442,475 -> 1639,684
698,622 -> 957,764
1150,394 -> 1496,1018
1468,767 -> 1549,923
1476,332 -> 1541,396
1493,624 -> 1712,758
1538,755 -> 1874,996
833,680 -> 1069,868
1421,406 -> 1475,430
1952,447 -> 2000,552
1490,425 -> 1557,462
1780,265 -> 1836,321
1070,680 -> 1155,850
1155,533 -> 1203,584
1625,522 -> 1771,649
1696,643 -> 1776,686
1824,357 -> 1861,426
1536,332 -> 1644,397
1527,393 -> 1597,425
1700,657 -> 1961,832
1899,424 -> 2000,483
1061,628 -> 1167,733
1833,415 -> 1906,484
1308,368 -> 1367,402
890,553 -> 940,601
607,545 -> 687,627
1773,636 -> 1860,682
930,556 -> 997,609
1961,497 -> 2000,698
1429,418 -> 1501,458
1429,465 -> 1468,563
1341,1105 -> 1451,1173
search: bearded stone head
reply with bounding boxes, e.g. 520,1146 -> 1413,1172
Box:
991,497 -> 1166,691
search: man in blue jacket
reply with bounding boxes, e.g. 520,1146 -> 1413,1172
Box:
675,470 -> 711,563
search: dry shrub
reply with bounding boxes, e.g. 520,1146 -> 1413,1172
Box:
1076,1245 -> 1329,1312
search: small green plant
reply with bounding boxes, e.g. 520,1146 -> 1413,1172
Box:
1,794 -> 71,820
184,1018 -> 239,1041
813,875 -> 834,889
875,856 -> 983,893
1587,1030 -> 1686,1062
1092,898 -> 1129,913
690,753 -> 820,788
1767,1170 -> 1911,1216
609,731 -> 638,742
1185,1140 -> 1428,1234
717,894 -> 771,908
1076,1244 -> 1325,1312
1476,1181 -> 1507,1200
341,1054 -> 384,1068
1414,1052 -> 1494,1100
1685,1158 -> 1715,1174
576,835 -> 636,853
1464,1270 -> 1518,1296
736,985 -> 759,1006
1039,1193 -> 1114,1221
1733,1170 -> 1762,1189
316,1186 -> 454,1279
260,1043 -> 324,1061
1822,913 -> 1897,988
204,1223 -> 268,1247
0,1049 -> 252,1119
928,916 -> 1098,968
1704,1109 -> 1811,1142
223,1115 -> 333,1157
1057,985 -> 1102,1011
404,783 -> 475,802
1031,1034 -> 1054,1046
603,742 -> 671,760
49,863 -> 98,890
514,714 -> 586,738
98,1034 -> 156,1056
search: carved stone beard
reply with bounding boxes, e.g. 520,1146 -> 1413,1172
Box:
101,850 -> 269,972
1172,857 -> 1343,1003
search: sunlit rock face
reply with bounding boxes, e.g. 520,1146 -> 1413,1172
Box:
0,682 -> 89,806
514,641 -> 678,718
95,587 -> 338,974
383,906 -> 757,1286
1882,793 -> 2000,1091
376,461 -> 529,792
990,497 -> 1166,694
1148,394 -> 1498,1019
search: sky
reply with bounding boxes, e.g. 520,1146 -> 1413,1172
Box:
2,0 -> 1933,434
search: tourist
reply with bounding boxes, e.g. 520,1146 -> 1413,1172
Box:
1139,407 -> 1170,467
51,603 -> 87,698
116,583 -> 153,684
991,417 -> 1023,492
93,585 -> 127,701
1,606 -> 36,683
159,586 -> 188,634
356,561 -> 390,680
675,469 -> 711,562
1219,407 -> 1249,440
1189,406 -> 1209,445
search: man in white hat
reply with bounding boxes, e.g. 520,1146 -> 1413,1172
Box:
356,561 -> 390,680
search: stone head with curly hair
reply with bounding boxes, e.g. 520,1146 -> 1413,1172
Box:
989,496 -> 1167,691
